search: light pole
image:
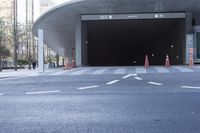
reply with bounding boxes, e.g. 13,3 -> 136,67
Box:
14,0 -> 18,71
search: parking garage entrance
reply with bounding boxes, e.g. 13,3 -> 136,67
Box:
81,13 -> 186,66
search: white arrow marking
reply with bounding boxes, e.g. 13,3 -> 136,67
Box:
134,77 -> 143,80
122,74 -> 137,79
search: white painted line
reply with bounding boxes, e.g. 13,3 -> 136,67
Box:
50,70 -> 68,75
181,86 -> 200,89
154,67 -> 170,73
78,85 -> 99,90
92,69 -> 107,75
148,82 -> 163,86
122,74 -> 137,79
70,69 -> 88,75
134,77 -> 143,80
0,93 -> 3,96
136,67 -> 147,74
25,90 -> 61,95
106,80 -> 120,85
173,66 -> 193,72
0,76 -> 30,81
114,68 -> 126,74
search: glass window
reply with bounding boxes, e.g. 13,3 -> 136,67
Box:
197,32 -> 200,59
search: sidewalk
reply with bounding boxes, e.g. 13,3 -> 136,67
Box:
0,68 -> 63,78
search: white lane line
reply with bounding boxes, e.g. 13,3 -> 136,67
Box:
134,77 -> 143,80
0,93 -> 3,96
148,82 -> 163,86
92,69 -> 107,75
122,74 -> 137,79
25,90 -> 61,95
78,85 -> 99,90
106,80 -> 120,85
181,86 -> 200,89
114,68 -> 126,74
136,67 -> 147,74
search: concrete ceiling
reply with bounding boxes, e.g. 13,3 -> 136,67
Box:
32,0 -> 200,56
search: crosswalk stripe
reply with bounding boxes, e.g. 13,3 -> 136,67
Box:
153,67 -> 170,73
173,66 -> 193,72
114,68 -> 126,74
136,67 -> 147,74
92,69 -> 107,75
70,69 -> 89,75
50,70 -> 69,75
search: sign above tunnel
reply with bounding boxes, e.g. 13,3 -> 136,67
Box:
81,12 -> 186,21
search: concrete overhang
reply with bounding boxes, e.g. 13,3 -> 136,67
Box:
32,0 -> 200,57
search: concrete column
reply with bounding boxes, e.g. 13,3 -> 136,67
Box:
75,17 -> 82,67
38,29 -> 44,72
185,13 -> 194,64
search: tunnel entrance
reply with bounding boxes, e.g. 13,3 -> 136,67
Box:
84,17 -> 185,66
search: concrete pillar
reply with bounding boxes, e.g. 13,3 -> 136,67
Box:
75,16 -> 88,67
38,29 -> 44,72
185,13 -> 194,64
75,18 -> 82,67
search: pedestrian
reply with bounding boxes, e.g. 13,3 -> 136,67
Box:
32,60 -> 36,70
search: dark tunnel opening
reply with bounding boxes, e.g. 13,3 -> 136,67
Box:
86,19 -> 185,66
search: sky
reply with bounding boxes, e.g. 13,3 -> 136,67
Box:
18,0 -> 73,23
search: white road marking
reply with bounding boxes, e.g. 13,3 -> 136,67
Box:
134,77 -> 143,80
173,66 -> 193,72
78,85 -> 99,90
106,80 -> 120,85
25,90 -> 61,95
154,67 -> 170,73
0,76 -> 31,81
122,74 -> 137,79
114,68 -> 126,74
92,69 -> 107,75
50,70 -> 68,75
148,82 -> 163,86
195,66 -> 200,69
0,93 -> 3,96
70,69 -> 88,75
181,86 -> 200,89
136,67 -> 147,74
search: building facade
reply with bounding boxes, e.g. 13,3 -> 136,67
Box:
33,0 -> 200,67
0,0 -> 14,50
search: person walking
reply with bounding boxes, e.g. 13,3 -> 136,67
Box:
32,60 -> 36,70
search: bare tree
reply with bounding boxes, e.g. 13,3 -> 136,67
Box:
0,19 -> 11,71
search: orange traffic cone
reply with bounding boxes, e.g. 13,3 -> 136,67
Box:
144,55 -> 149,68
64,57 -> 71,70
165,54 -> 170,67
189,53 -> 194,67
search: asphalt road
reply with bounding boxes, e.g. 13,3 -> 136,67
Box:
0,72 -> 200,133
